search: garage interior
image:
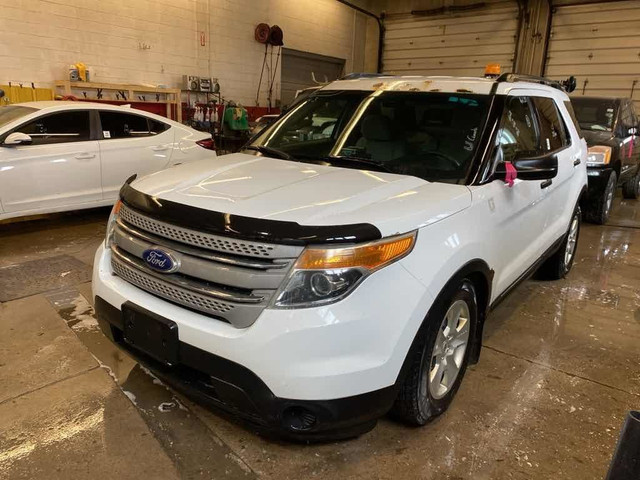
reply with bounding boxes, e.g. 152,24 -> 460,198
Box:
1,0 -> 639,479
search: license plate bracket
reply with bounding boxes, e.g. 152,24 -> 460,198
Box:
122,302 -> 179,366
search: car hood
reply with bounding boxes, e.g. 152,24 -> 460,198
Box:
582,130 -> 617,148
130,153 -> 472,237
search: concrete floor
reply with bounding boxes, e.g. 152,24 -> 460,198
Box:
1,197 -> 639,480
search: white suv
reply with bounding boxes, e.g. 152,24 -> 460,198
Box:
93,73 -> 587,440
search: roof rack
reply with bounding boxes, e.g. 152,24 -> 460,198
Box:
340,73 -> 394,80
496,73 -> 576,93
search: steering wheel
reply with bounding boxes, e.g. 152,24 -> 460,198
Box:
417,150 -> 461,170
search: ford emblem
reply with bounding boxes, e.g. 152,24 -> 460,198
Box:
142,247 -> 180,273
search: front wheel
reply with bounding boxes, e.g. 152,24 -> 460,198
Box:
536,205 -> 581,280
390,281 -> 477,426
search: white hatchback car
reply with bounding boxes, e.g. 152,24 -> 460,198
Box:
0,102 -> 215,221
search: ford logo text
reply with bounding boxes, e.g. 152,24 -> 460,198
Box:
142,247 -> 180,273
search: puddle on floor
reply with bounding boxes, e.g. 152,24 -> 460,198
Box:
0,256 -> 91,302
44,286 -> 255,479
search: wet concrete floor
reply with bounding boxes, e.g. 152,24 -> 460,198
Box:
0,197 -> 638,479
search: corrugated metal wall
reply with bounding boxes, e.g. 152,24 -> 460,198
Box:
382,0 -> 519,76
546,1 -> 640,107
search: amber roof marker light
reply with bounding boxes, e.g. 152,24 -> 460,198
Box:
484,63 -> 501,78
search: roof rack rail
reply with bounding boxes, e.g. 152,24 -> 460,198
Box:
496,73 -> 577,93
340,73 -> 394,80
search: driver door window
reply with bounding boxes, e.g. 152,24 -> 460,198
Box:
14,111 -> 90,145
495,96 -> 540,164
620,101 -> 635,135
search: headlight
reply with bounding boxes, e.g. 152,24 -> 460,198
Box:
586,145 -> 612,166
272,231 -> 416,308
105,200 -> 122,246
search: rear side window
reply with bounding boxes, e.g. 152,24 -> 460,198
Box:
563,101 -> 583,139
149,118 -> 170,134
99,111 -> 154,139
532,97 -> 567,151
15,111 -> 90,145
496,96 -> 540,163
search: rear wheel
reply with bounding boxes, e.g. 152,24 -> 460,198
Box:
585,171 -> 616,224
536,206 -> 581,280
622,168 -> 640,199
391,281 -> 477,426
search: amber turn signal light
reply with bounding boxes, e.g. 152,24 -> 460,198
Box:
112,199 -> 123,215
295,232 -> 416,272
587,145 -> 612,165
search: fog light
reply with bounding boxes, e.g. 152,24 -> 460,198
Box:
282,406 -> 317,431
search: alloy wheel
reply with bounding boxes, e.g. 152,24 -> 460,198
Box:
564,214 -> 579,267
604,183 -> 614,219
426,299 -> 471,400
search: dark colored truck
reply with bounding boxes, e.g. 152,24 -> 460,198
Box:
571,96 -> 640,224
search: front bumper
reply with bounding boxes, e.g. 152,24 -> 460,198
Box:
586,166 -> 615,202
586,166 -> 614,187
92,242 -> 432,439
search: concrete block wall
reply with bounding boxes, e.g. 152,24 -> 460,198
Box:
0,0 -> 373,106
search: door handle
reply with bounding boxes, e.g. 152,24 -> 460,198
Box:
151,146 -> 169,151
540,179 -> 553,189
75,153 -> 96,160
573,158 -> 581,166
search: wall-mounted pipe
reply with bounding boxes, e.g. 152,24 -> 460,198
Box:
541,0 -> 553,76
410,2 -> 486,16
512,0 -> 527,73
337,0 -> 385,73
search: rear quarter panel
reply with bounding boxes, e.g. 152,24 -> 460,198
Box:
174,126 -> 216,165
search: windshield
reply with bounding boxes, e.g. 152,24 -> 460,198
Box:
250,90 -> 491,184
571,97 -> 617,132
0,106 -> 37,129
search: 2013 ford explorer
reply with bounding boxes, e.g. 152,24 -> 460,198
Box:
93,73 -> 588,441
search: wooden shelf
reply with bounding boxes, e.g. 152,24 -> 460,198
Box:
55,80 -> 182,122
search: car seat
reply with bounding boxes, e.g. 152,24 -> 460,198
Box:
357,114 -> 406,162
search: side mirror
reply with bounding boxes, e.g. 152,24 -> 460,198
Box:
3,132 -> 33,146
495,152 -> 558,181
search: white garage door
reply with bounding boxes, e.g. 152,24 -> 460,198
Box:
546,1 -> 640,108
382,0 -> 519,77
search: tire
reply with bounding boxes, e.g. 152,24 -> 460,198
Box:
585,171 -> 616,224
390,280 -> 477,426
622,168 -> 640,199
536,205 -> 581,281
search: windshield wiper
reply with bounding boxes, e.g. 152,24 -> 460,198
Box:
323,154 -> 392,173
244,145 -> 292,160
293,153 -> 391,172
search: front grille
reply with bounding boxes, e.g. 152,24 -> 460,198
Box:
112,256 -> 235,315
119,205 -> 292,258
111,204 -> 304,327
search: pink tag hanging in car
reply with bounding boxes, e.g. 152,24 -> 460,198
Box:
504,162 -> 517,187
